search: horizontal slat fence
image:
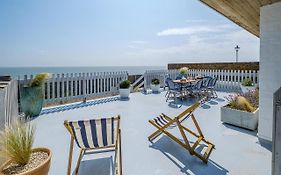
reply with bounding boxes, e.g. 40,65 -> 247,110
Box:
19,71 -> 128,106
144,69 -> 259,92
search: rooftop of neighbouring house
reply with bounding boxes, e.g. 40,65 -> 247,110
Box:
31,91 -> 271,175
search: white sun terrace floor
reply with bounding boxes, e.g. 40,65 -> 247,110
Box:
31,91 -> 271,175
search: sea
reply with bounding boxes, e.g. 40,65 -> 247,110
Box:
0,66 -> 166,78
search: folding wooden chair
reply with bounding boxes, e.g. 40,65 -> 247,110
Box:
148,100 -> 214,163
64,116 -> 122,175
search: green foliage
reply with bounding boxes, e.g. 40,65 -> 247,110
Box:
228,96 -> 255,112
30,73 -> 49,87
119,80 -> 131,89
0,121 -> 35,165
151,78 -> 160,85
179,67 -> 189,74
241,78 -> 253,86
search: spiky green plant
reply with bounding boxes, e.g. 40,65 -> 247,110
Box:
119,80 -> 131,89
30,73 -> 49,87
151,78 -> 160,85
0,121 -> 35,165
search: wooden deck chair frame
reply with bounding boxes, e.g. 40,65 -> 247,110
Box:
148,100 -> 215,163
64,115 -> 122,175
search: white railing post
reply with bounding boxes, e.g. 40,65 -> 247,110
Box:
61,74 -> 65,103
56,74 -> 60,103
46,76 -> 50,104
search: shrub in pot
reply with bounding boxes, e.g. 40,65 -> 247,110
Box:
221,89 -> 259,130
240,78 -> 256,93
0,120 -> 52,175
151,78 -> 160,93
119,80 -> 131,98
176,67 -> 189,80
20,73 -> 49,117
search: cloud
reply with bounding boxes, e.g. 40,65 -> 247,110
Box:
126,29 -> 259,63
157,24 -> 234,36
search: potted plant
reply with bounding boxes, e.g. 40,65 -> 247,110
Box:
240,78 -> 256,93
0,120 -> 52,175
176,67 -> 189,80
151,78 -> 160,93
119,80 -> 131,99
20,73 -> 49,117
221,89 -> 259,130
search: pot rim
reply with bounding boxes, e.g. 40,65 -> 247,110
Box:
0,147 -> 52,175
222,105 -> 259,114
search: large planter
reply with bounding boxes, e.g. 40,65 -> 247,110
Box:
0,147 -> 52,175
240,84 -> 257,93
119,88 -> 130,99
20,86 -> 44,117
221,106 -> 259,130
151,84 -> 160,93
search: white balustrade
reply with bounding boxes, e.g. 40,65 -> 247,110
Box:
19,71 -> 128,106
144,69 -> 259,92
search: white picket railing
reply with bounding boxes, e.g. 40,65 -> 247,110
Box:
144,69 -> 259,92
143,69 -> 179,89
19,71 -> 128,106
0,79 -> 18,130
18,69 -> 259,106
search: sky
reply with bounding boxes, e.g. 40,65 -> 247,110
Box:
0,0 -> 260,67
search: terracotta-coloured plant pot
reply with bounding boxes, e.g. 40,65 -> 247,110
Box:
0,148 -> 52,175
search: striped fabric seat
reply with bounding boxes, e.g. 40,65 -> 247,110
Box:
153,111 -> 194,129
153,115 -> 175,128
68,117 -> 117,149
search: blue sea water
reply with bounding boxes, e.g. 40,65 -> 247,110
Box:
0,66 -> 166,78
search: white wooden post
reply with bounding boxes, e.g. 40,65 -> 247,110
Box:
46,76 -> 50,104
82,73 -> 86,101
70,73 -> 74,100
93,72 -> 97,96
56,74 -> 60,103
61,74 -> 65,103
66,73 -> 69,101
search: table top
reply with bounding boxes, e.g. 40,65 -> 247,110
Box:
173,79 -> 196,84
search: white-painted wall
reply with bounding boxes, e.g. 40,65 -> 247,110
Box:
259,1 -> 281,141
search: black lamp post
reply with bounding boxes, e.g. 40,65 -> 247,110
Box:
235,45 -> 240,63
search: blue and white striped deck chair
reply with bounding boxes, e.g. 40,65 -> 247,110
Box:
148,99 -> 215,163
64,116 -> 122,175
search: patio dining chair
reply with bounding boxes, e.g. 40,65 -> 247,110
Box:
188,79 -> 204,96
207,77 -> 218,98
148,99 -> 215,163
64,116 -> 122,175
201,76 -> 212,92
165,78 -> 182,101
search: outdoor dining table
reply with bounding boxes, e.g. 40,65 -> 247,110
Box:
173,79 -> 196,84
173,79 -> 197,99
